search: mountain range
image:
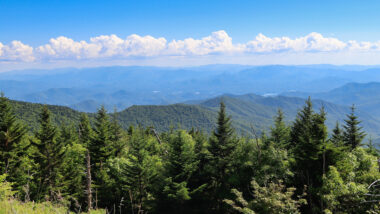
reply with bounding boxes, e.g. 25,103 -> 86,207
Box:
3,65 -> 380,112
10,92 -> 380,141
3,64 -> 380,142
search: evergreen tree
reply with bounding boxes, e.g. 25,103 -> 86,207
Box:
0,93 -> 27,176
78,114 -> 94,211
330,121 -> 343,146
343,105 -> 366,150
59,124 -> 86,211
156,130 -> 200,212
32,106 -> 65,201
120,128 -> 161,214
78,114 -> 93,148
290,98 -> 326,212
109,110 -> 125,157
270,109 -> 289,147
90,106 -> 112,167
208,101 -> 237,212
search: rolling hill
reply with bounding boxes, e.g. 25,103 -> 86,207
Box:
5,65 -> 380,112
9,93 -> 380,140
282,82 -> 380,118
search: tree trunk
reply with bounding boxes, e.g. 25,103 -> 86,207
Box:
86,149 -> 92,211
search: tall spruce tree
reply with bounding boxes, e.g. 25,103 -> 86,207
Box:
90,106 -> 112,168
121,128 -> 161,214
78,113 -> 93,211
156,130 -> 200,213
90,106 -> 113,209
290,98 -> 327,212
0,93 -> 27,176
33,106 -> 65,201
331,122 -> 343,146
109,111 -> 124,157
343,105 -> 366,150
270,109 -> 289,147
208,101 -> 237,212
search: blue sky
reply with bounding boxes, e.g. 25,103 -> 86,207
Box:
1,0 -> 380,70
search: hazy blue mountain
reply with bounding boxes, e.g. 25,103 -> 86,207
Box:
196,94 -> 380,138
282,82 -> 380,118
4,65 -> 380,113
8,91 -> 380,139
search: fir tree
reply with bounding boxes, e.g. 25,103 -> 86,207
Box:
90,106 -> 112,167
156,130 -> 200,212
208,101 -> 237,212
78,114 -> 93,148
343,105 -> 366,150
290,98 -> 326,212
32,106 -> 65,201
270,109 -> 289,147
78,114 -> 94,211
0,93 -> 27,175
109,110 -> 125,157
330,121 -> 343,146
121,128 -> 161,214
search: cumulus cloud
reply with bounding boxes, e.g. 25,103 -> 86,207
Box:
0,41 -> 34,62
245,32 -> 346,53
167,30 -> 243,55
2,31 -> 380,63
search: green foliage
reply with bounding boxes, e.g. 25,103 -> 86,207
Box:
119,128 -> 162,213
270,109 -> 290,148
343,105 -> 366,150
224,180 -> 307,214
289,98 -> 329,212
155,130 -> 201,212
322,148 -> 380,213
0,94 -> 27,172
0,94 -> 379,214
208,101 -> 238,211
32,106 -> 66,201
0,174 -> 14,200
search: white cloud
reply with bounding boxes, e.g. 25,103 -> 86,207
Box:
3,31 -> 380,64
167,30 -> 242,55
0,41 -> 34,62
37,36 -> 102,59
123,34 -> 167,57
245,32 -> 346,53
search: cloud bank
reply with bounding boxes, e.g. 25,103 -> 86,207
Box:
2,30 -> 380,64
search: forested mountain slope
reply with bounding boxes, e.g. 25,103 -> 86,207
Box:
283,82 -> 380,117
9,93 -> 380,138
4,65 -> 380,112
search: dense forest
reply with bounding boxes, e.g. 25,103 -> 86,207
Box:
0,93 -> 379,213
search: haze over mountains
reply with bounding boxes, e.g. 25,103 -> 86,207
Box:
2,64 -> 380,112
3,64 -> 380,140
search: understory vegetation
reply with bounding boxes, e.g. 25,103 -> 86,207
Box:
0,93 -> 379,213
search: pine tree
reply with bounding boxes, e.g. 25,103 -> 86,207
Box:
109,110 -> 125,157
90,106 -> 112,167
156,130 -> 200,212
343,105 -> 366,150
270,109 -> 289,147
209,101 -> 236,163
121,128 -> 161,214
208,101 -> 237,212
290,98 -> 327,212
330,122 -> 343,146
32,105 -> 65,201
0,93 -> 27,176
59,124 -> 86,211
78,114 -> 93,211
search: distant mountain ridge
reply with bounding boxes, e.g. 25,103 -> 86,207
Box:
10,92 -> 380,139
4,65 -> 380,112
282,82 -> 380,118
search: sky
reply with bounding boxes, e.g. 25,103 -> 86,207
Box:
2,0 -> 380,71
